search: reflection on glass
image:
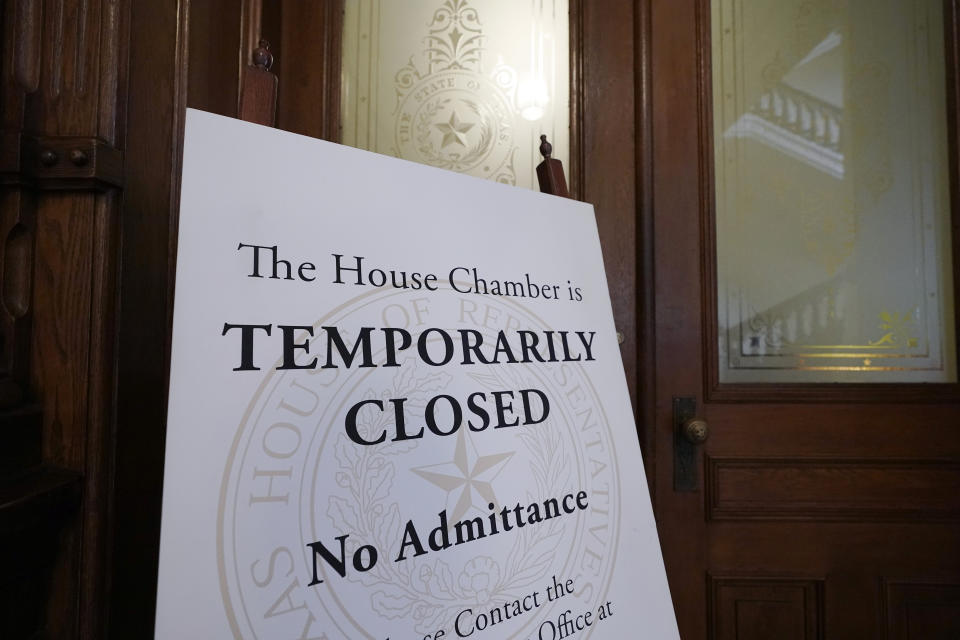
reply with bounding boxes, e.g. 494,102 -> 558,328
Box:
713,0 -> 956,382
341,0 -> 569,189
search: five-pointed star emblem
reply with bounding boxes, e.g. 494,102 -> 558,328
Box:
411,428 -> 513,524
435,110 -> 474,148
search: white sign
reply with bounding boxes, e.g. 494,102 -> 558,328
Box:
156,109 -> 679,639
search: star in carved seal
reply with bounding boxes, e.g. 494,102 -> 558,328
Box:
435,111 -> 474,148
411,428 -> 513,523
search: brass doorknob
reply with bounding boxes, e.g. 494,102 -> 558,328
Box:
682,418 -> 709,445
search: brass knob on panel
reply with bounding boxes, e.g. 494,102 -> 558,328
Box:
39,149 -> 58,166
69,149 -> 89,166
682,418 -> 709,445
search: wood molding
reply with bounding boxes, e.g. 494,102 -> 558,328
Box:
11,0 -> 43,93
78,188 -> 121,639
634,0 -> 656,490
945,0 -> 960,396
568,0 -> 584,201
97,0 -> 127,144
694,0 -> 720,400
706,457 -> 960,522
706,383 -> 960,404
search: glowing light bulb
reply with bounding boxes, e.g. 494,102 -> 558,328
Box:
518,72 -> 550,122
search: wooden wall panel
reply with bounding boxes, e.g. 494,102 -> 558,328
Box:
276,0 -> 342,141
1,1 -> 128,638
30,194 -> 93,466
884,582 -> 960,640
579,0 -> 637,417
79,189 -> 120,638
29,193 -> 94,637
187,0 -> 243,116
707,458 -> 960,522
108,0 -> 187,635
19,0 -> 103,134
709,576 -> 824,640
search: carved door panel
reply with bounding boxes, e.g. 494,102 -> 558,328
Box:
647,0 -> 960,638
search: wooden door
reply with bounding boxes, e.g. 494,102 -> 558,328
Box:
647,1 -> 960,638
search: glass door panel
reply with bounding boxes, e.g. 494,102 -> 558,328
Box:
341,0 -> 569,190
712,0 -> 956,382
